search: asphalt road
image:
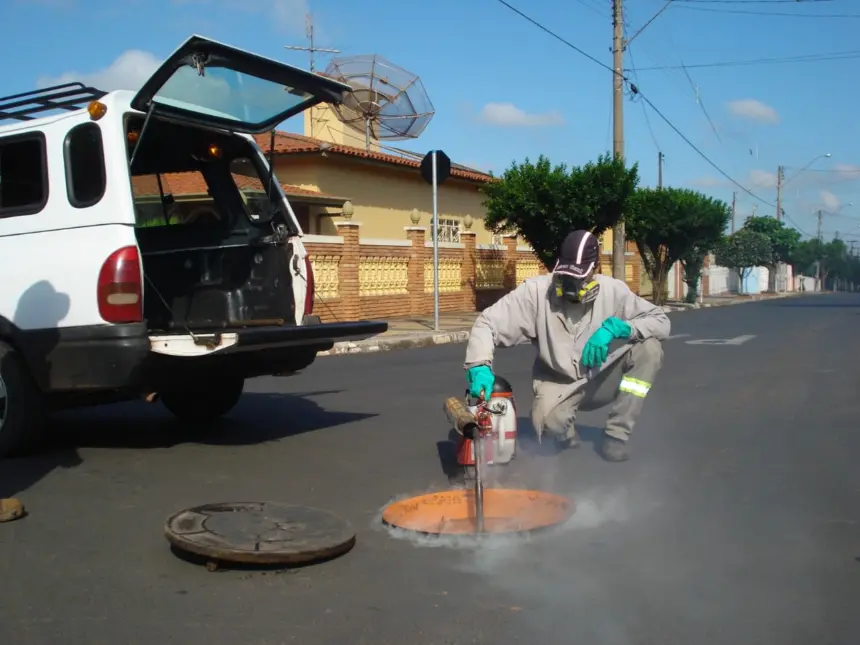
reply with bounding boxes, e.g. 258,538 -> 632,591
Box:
2,293 -> 860,645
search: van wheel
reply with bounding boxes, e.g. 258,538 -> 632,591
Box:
0,342 -> 45,458
160,376 -> 245,425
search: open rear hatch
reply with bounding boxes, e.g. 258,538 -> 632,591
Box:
127,34 -> 387,350
130,34 -> 352,134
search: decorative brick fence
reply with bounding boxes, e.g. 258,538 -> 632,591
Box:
303,221 -> 641,322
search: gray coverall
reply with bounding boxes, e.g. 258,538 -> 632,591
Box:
463,273 -> 671,442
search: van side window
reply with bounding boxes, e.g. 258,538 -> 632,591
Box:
64,123 -> 106,208
0,133 -> 48,218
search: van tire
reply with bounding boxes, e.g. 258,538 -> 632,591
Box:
160,376 -> 245,424
0,341 -> 46,458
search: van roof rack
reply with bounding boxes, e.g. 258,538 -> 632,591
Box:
0,82 -> 107,123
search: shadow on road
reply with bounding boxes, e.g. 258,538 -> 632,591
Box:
769,302 -> 860,308
515,416 -> 605,458
0,390 -> 375,499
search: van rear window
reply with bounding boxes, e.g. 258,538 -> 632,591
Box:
0,134 -> 48,217
131,171 -> 223,228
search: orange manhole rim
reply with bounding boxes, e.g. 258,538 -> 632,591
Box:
381,488 -> 574,536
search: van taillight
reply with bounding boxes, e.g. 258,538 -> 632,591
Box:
98,246 -> 143,323
303,255 -> 315,316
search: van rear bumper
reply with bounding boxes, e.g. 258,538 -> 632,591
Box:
16,323 -> 151,393
19,317 -> 388,393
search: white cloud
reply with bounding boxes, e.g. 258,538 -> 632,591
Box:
748,168 -> 778,189
273,0 -> 311,34
36,50 -> 161,92
688,168 -> 778,191
726,99 -> 779,124
820,190 -> 841,211
477,102 -> 564,127
688,176 -> 724,188
831,164 -> 860,182
14,0 -> 74,6
216,0 -> 309,35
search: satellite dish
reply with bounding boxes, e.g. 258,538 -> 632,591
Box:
323,54 -> 435,150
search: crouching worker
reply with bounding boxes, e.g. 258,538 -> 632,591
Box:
463,230 -> 670,462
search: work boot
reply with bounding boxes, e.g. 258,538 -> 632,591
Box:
0,498 -> 25,523
554,421 -> 581,451
600,434 -> 630,462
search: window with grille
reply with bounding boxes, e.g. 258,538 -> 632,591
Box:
437,217 -> 461,243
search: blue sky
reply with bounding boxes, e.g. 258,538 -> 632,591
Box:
3,0 -> 859,243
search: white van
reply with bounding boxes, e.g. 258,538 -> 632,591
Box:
0,35 -> 387,456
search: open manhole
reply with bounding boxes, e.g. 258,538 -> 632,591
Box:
381,488 -> 574,536
165,501 -> 356,571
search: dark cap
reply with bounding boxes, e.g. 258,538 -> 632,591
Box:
553,230 -> 600,278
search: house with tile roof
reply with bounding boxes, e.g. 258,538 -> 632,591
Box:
250,103 -> 499,246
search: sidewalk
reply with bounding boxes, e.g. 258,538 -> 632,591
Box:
316,290 -> 814,357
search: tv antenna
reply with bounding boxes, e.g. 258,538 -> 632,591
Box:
323,54 -> 434,150
284,14 -> 341,138
284,13 -> 340,72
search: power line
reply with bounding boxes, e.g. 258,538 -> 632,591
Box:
493,0 -> 776,208
635,92 -> 774,206
782,213 -> 814,238
626,45 -> 661,153
494,0 -> 623,78
673,0 -> 835,4
634,49 -> 860,70
672,5 -> 860,17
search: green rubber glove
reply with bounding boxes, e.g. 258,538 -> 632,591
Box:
466,365 -> 495,400
601,316 -> 632,340
581,317 -> 632,368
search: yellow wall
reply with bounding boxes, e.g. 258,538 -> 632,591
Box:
303,103 -> 383,153
273,156 -> 506,245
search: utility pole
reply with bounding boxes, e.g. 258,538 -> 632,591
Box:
284,14 -> 340,138
611,0 -> 626,281
657,151 -> 664,188
776,165 -> 784,221
731,192 -> 736,234
816,209 -> 823,290
605,0 -> 671,281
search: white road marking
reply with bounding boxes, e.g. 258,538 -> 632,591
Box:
685,335 -> 756,346
667,334 -> 691,340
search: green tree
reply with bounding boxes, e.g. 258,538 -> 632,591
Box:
481,153 -> 640,270
789,238 -> 820,276
680,247 -> 708,304
714,229 -> 772,294
821,238 -> 850,289
626,187 -> 730,305
742,215 -> 801,291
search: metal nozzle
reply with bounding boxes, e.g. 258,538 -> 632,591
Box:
443,396 -> 478,438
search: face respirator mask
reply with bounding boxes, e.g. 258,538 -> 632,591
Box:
554,273 -> 600,304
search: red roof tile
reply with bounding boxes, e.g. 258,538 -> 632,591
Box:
252,131 -> 495,184
130,172 -> 343,201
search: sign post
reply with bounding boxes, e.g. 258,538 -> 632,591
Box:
420,150 -> 452,331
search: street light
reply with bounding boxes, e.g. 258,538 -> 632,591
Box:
787,153 -> 831,184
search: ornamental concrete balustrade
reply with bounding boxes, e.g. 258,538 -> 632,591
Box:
302,221 -> 642,322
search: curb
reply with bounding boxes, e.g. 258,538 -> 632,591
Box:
319,291 -> 818,357
316,330 -> 471,356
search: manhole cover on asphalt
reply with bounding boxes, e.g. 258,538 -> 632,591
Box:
164,502 -> 356,569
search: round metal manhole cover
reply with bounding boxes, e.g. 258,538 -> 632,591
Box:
165,502 -> 356,568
